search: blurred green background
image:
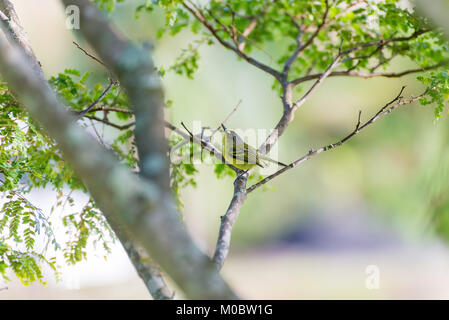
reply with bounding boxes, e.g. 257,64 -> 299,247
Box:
2,0 -> 449,299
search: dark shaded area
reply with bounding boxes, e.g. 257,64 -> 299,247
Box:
277,207 -> 402,251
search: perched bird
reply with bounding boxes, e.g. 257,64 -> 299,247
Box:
221,124 -> 288,171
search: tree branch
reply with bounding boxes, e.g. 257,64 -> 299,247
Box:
282,12 -> 303,77
289,29 -> 431,86
291,52 -> 342,112
117,231 -> 174,300
238,18 -> 258,51
209,4 -> 333,270
0,35 -> 237,298
84,115 -> 135,130
182,1 -> 281,81
0,0 -> 44,79
182,0 -> 434,275
260,29 -> 431,152
213,174 -> 248,270
247,86 -> 428,193
84,111 -> 232,171
73,40 -> 109,69
290,0 -> 330,64
291,61 -> 448,85
343,29 -> 430,54
67,0 -> 169,190
260,50 -> 343,154
87,106 -> 133,114
77,78 -> 116,119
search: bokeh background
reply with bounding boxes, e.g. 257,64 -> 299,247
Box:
2,0 -> 449,299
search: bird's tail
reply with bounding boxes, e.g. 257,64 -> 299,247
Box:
259,154 -> 288,167
277,161 -> 288,167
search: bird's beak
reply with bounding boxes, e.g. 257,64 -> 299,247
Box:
221,124 -> 227,131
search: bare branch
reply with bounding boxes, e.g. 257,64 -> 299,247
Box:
73,41 -> 108,69
86,112 -> 232,170
282,12 -> 303,77
238,19 -> 258,51
209,99 -> 242,139
77,79 -> 116,119
87,106 -> 133,114
213,174 -> 248,270
175,118 -> 247,271
85,115 -> 135,130
119,234 -> 174,300
247,86 -> 427,193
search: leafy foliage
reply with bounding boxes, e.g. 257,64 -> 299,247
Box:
160,36 -> 213,79
0,69 -> 133,284
132,0 -> 449,100
94,0 -> 126,12
62,198 -> 114,265
418,71 -> 449,118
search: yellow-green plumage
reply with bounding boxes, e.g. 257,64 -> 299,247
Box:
221,128 -> 287,171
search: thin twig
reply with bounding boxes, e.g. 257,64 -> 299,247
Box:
77,78 -> 116,119
282,11 -> 303,77
73,41 -> 107,68
289,28 -> 431,86
291,51 -> 342,112
209,99 -> 242,139
72,41 -> 118,121
88,118 -> 106,146
180,121 -> 194,137
88,106 -> 133,114
291,61 -> 448,85
85,115 -> 135,130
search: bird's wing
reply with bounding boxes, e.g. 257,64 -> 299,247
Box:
230,141 -> 261,166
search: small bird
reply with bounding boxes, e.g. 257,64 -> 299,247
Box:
221,124 -> 288,171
